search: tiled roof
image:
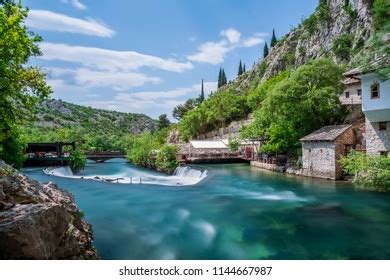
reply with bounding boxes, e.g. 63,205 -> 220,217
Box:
300,125 -> 352,142
343,77 -> 361,85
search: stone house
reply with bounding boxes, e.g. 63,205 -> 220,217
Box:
340,72 -> 362,105
359,71 -> 390,156
301,125 -> 357,180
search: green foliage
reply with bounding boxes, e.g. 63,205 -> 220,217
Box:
343,1 -> 358,21
172,98 -> 200,120
301,14 -> 318,35
199,79 -> 205,103
69,149 -> 86,173
282,50 -> 296,66
340,150 -> 390,192
155,144 -> 178,174
247,70 -> 291,110
353,24 -> 390,79
228,138 -> 240,152
157,114 -> 171,130
179,88 -> 249,141
126,132 -> 155,168
126,130 -> 178,174
270,29 -> 278,48
238,60 -> 243,76
0,128 -> 26,169
263,42 -> 269,58
373,0 -> 390,30
242,59 -> 345,153
78,211 -> 85,219
258,61 -> 267,77
332,34 -> 354,61
217,68 -> 228,88
0,1 -> 52,168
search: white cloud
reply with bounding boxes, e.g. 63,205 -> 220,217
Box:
40,42 -> 193,73
220,28 -> 241,44
61,0 -> 87,10
78,82 -> 217,118
188,28 -> 268,65
47,67 -> 161,91
27,10 -> 114,37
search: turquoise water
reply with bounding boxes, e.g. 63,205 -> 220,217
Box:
25,159 -> 390,260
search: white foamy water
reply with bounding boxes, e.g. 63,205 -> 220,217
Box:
43,165 -> 207,186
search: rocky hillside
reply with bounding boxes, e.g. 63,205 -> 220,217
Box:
34,99 -> 157,134
231,0 -> 373,92
0,161 -> 99,259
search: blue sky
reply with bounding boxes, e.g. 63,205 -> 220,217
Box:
24,0 -> 317,119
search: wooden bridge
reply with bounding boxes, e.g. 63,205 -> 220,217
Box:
85,151 -> 127,162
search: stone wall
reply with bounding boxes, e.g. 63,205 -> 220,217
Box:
365,118 -> 390,155
196,118 -> 253,140
250,161 -> 284,173
302,142 -> 337,180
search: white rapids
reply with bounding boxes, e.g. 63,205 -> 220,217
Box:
43,165 -> 208,186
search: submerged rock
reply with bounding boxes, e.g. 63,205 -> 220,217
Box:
0,161 -> 99,259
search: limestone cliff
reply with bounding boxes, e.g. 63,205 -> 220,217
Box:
236,0 -> 373,91
0,161 -> 99,259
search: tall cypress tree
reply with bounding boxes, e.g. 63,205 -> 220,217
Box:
243,63 -> 246,73
238,60 -> 243,76
217,68 -> 222,88
271,29 -> 277,48
263,42 -> 269,58
222,69 -> 227,86
199,79 -> 205,103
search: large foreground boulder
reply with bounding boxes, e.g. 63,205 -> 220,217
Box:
0,161 -> 99,259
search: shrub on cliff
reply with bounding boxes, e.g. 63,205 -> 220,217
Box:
340,150 -> 390,192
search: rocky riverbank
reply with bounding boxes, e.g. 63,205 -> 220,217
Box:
0,161 -> 99,259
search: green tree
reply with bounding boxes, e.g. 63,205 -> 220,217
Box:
238,60 -> 243,76
242,59 -> 345,153
263,42 -> 269,58
199,79 -> 205,103
221,69 -> 227,86
155,144 -> 178,174
217,68 -> 222,88
270,29 -> 277,47
372,0 -> 390,30
243,63 -> 246,73
172,98 -> 199,120
0,1 -> 52,167
69,149 -> 86,173
157,114 -> 171,130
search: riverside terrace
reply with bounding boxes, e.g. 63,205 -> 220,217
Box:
176,140 -> 261,163
24,142 -> 75,167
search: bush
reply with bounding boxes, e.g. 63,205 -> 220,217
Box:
228,138 -> 240,152
340,150 -> 390,192
373,0 -> 390,30
69,150 -> 86,173
155,145 -> 178,174
332,34 -> 354,61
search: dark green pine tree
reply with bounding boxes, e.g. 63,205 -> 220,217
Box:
238,60 -> 243,76
199,79 -> 205,103
217,68 -> 222,88
243,63 -> 246,73
221,69 -> 227,86
263,42 -> 269,58
271,29 -> 277,48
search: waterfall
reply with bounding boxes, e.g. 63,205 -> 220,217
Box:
44,164 -> 208,186
173,166 -> 207,179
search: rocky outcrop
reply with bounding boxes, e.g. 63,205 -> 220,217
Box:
0,161 -> 99,259
231,0 -> 373,91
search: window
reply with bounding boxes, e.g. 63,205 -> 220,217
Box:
380,151 -> 388,157
371,83 -> 380,99
357,89 -> 361,96
345,91 -> 350,98
379,122 -> 387,131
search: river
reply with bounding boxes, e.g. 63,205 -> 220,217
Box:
24,159 -> 390,259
